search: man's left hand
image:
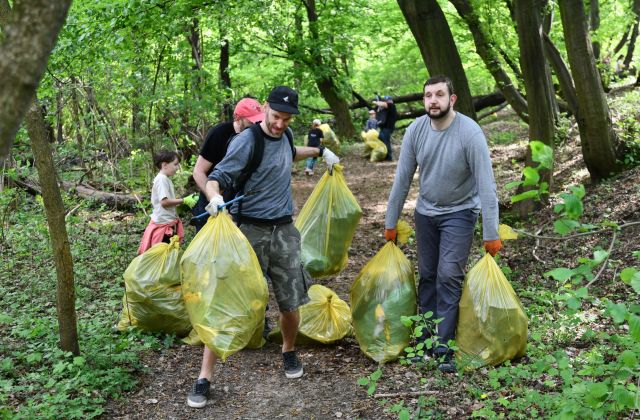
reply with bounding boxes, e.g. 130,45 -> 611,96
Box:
484,239 -> 502,257
321,148 -> 340,168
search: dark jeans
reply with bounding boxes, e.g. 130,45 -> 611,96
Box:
378,127 -> 394,161
414,209 -> 477,356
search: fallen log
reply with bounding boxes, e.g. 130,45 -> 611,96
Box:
14,177 -> 139,211
300,91 -> 507,120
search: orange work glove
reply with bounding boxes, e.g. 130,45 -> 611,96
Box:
484,239 -> 502,257
384,228 -> 397,242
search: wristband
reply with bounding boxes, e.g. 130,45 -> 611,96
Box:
318,145 -> 325,157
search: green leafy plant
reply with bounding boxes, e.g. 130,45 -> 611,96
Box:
357,367 -> 383,396
506,140 -> 553,203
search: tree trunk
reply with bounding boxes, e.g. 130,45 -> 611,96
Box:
397,0 -> 477,120
589,0 -> 600,60
187,17 -> 202,95
219,38 -> 233,120
25,101 -> 79,356
302,0 -> 356,140
449,0 -> 529,123
513,0 -> 557,217
613,25 -> 631,55
69,77 -> 86,167
559,0 -> 620,181
0,0 -> 10,25
543,33 -> 578,115
56,84 -> 64,143
0,0 -> 72,160
624,19 -> 639,68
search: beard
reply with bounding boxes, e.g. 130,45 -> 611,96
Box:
427,103 -> 451,120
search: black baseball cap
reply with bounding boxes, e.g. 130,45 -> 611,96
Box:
267,86 -> 299,114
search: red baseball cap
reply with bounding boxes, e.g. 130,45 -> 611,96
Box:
234,98 -> 265,123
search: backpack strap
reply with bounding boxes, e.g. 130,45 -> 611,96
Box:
234,124 -> 295,225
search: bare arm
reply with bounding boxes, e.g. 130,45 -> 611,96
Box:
204,179 -> 222,201
293,146 -> 322,161
161,197 -> 184,208
193,156 -> 214,192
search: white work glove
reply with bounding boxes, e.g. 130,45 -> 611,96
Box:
321,147 -> 340,169
205,194 -> 225,216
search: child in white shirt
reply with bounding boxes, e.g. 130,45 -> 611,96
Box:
137,150 -> 185,254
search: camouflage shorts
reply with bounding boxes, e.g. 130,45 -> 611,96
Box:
240,222 -> 311,312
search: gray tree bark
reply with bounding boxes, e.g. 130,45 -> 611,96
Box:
25,101 -> 80,355
559,0 -> 620,181
302,0 -> 356,140
398,0 -> 477,120
589,0 -> 600,60
513,0 -> 557,217
542,33 -> 578,115
0,0 -> 72,161
449,0 -> 529,123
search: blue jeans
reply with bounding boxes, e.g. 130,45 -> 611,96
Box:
305,157 -> 317,171
378,127 -> 394,161
414,209 -> 477,355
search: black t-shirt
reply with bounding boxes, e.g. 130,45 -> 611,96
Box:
307,127 -> 324,148
378,103 -> 398,130
191,121 -> 237,226
200,121 -> 236,175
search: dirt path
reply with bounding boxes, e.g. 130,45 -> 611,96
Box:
105,146 -> 410,419
104,109 -> 640,419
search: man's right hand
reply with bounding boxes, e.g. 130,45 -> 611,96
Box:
384,228 -> 397,242
205,194 -> 225,216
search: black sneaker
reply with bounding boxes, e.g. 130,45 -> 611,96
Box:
282,351 -> 304,379
187,378 -> 211,408
437,354 -> 457,374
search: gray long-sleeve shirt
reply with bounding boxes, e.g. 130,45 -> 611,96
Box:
385,113 -> 499,241
209,127 -> 295,222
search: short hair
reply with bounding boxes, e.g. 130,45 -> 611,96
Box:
423,75 -> 455,96
154,149 -> 179,169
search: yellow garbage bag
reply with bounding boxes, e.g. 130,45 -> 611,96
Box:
456,254 -> 528,367
396,220 -> 414,246
182,318 -> 265,349
117,236 -> 191,336
268,284 -> 352,345
320,123 -> 340,152
361,130 -> 387,162
295,165 -> 362,278
499,224 -> 519,240
181,212 -> 268,360
350,242 -> 417,363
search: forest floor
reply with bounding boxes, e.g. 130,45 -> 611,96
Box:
104,108 -> 640,419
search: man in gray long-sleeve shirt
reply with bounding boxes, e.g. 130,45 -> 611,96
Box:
384,75 -> 502,373
186,86 -> 341,408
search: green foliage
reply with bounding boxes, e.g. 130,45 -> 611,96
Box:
0,189 -> 168,418
357,367 -> 383,397
359,166 -> 639,419
506,140 -> 552,203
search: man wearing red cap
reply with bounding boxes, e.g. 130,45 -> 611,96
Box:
190,97 -> 265,232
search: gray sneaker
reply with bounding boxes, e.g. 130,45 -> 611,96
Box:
283,351 -> 304,379
187,378 -> 210,408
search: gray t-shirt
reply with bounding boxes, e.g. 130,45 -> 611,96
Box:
385,112 -> 499,241
209,127 -> 294,222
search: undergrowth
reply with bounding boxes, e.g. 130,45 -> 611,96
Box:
0,188 -> 168,418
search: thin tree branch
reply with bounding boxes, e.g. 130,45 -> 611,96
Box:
586,229 -> 617,288
374,390 -> 439,398
513,221 -> 640,241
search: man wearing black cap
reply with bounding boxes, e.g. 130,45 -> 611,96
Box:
373,95 -> 398,161
186,86 -> 340,408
